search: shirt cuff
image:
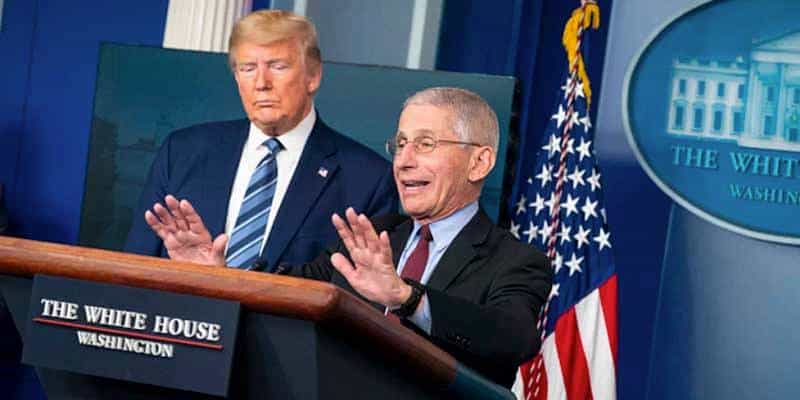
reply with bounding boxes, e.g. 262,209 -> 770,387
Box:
407,294 -> 432,334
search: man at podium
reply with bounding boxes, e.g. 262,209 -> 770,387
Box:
124,10 -> 398,270
143,87 -> 552,388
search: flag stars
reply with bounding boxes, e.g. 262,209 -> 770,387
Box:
545,192 -> 559,217
576,138 -> 592,162
567,166 -> 585,189
564,137 -> 576,155
523,221 -> 538,244
568,110 -> 581,129
549,283 -> 560,300
529,193 -> 546,215
575,80 -> 585,100
515,195 -> 527,215
560,194 -> 579,217
581,197 -> 598,221
561,78 -> 573,99
558,224 -> 572,245
565,253 -> 584,276
509,221 -> 521,239
542,134 -> 560,158
579,114 -> 592,133
536,164 -> 553,188
587,168 -> 602,192
552,105 -> 567,128
553,252 -> 563,274
539,221 -> 553,245
594,227 -> 612,251
574,225 -> 591,250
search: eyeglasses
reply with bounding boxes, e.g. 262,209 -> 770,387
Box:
385,136 -> 482,156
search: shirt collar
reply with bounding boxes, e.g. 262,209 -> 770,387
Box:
246,106 -> 316,153
409,201 -> 480,249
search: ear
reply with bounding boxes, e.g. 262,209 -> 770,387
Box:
468,146 -> 496,183
307,62 -> 322,94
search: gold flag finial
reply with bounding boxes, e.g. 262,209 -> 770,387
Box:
562,1 -> 601,106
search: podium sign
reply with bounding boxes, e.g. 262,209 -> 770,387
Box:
22,275 -> 240,396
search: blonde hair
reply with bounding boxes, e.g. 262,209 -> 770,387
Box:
228,10 -> 321,71
403,87 -> 499,151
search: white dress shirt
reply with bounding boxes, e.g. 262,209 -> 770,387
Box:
224,108 -> 316,256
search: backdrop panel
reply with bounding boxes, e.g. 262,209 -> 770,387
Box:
79,43 -> 516,251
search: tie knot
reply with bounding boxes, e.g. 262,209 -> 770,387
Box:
419,225 -> 433,242
263,138 -> 283,154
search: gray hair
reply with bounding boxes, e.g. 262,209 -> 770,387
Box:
402,87 -> 499,151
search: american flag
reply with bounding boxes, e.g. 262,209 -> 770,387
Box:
510,2 -> 618,399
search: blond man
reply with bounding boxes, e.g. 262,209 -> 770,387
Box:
126,10 -> 398,271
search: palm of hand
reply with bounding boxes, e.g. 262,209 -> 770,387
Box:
330,209 -> 407,308
146,195 -> 227,266
163,229 -> 216,264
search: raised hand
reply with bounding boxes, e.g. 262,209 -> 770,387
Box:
329,208 -> 411,308
144,195 -> 227,266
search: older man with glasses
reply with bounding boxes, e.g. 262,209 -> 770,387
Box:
146,87 -> 552,388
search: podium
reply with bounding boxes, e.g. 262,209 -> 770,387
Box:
0,237 -> 513,399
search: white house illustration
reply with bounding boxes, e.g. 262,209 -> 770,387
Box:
667,31 -> 800,152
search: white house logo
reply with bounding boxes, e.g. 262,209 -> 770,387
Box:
624,0 -> 800,244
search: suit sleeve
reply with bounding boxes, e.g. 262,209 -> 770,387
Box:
277,241 -> 338,281
424,251 -> 552,384
123,135 -> 172,257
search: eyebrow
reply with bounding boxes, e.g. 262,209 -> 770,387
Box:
235,57 -> 292,66
396,129 -> 437,137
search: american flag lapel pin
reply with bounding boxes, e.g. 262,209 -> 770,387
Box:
317,167 -> 328,178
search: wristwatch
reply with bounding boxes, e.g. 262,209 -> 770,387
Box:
391,278 -> 426,319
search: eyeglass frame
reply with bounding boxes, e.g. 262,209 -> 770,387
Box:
384,135 -> 483,157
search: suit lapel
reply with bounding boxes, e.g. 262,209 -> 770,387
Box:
390,218 -> 414,268
206,119 -> 249,235
262,120 -> 339,269
426,209 -> 492,290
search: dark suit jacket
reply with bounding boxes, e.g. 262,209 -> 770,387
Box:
124,118 -> 399,270
288,209 -> 552,388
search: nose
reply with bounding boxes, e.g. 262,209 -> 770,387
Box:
254,65 -> 272,90
394,143 -> 417,170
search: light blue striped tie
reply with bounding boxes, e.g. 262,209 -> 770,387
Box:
226,138 -> 282,269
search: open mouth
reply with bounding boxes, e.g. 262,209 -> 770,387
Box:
401,180 -> 430,192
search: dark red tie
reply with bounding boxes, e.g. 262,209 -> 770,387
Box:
400,225 -> 433,281
388,225 -> 432,322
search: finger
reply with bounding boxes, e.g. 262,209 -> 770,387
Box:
165,195 -> 189,231
379,231 -> 393,265
332,213 -> 357,252
145,210 -> 168,238
345,208 -> 367,249
330,252 -> 357,280
211,234 -> 228,266
152,203 -> 176,232
357,214 -> 381,254
180,200 -> 209,235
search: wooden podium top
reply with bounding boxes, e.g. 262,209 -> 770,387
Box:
0,236 -> 457,387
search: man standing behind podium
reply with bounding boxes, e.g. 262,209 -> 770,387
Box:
145,87 -> 552,387
124,10 -> 398,270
